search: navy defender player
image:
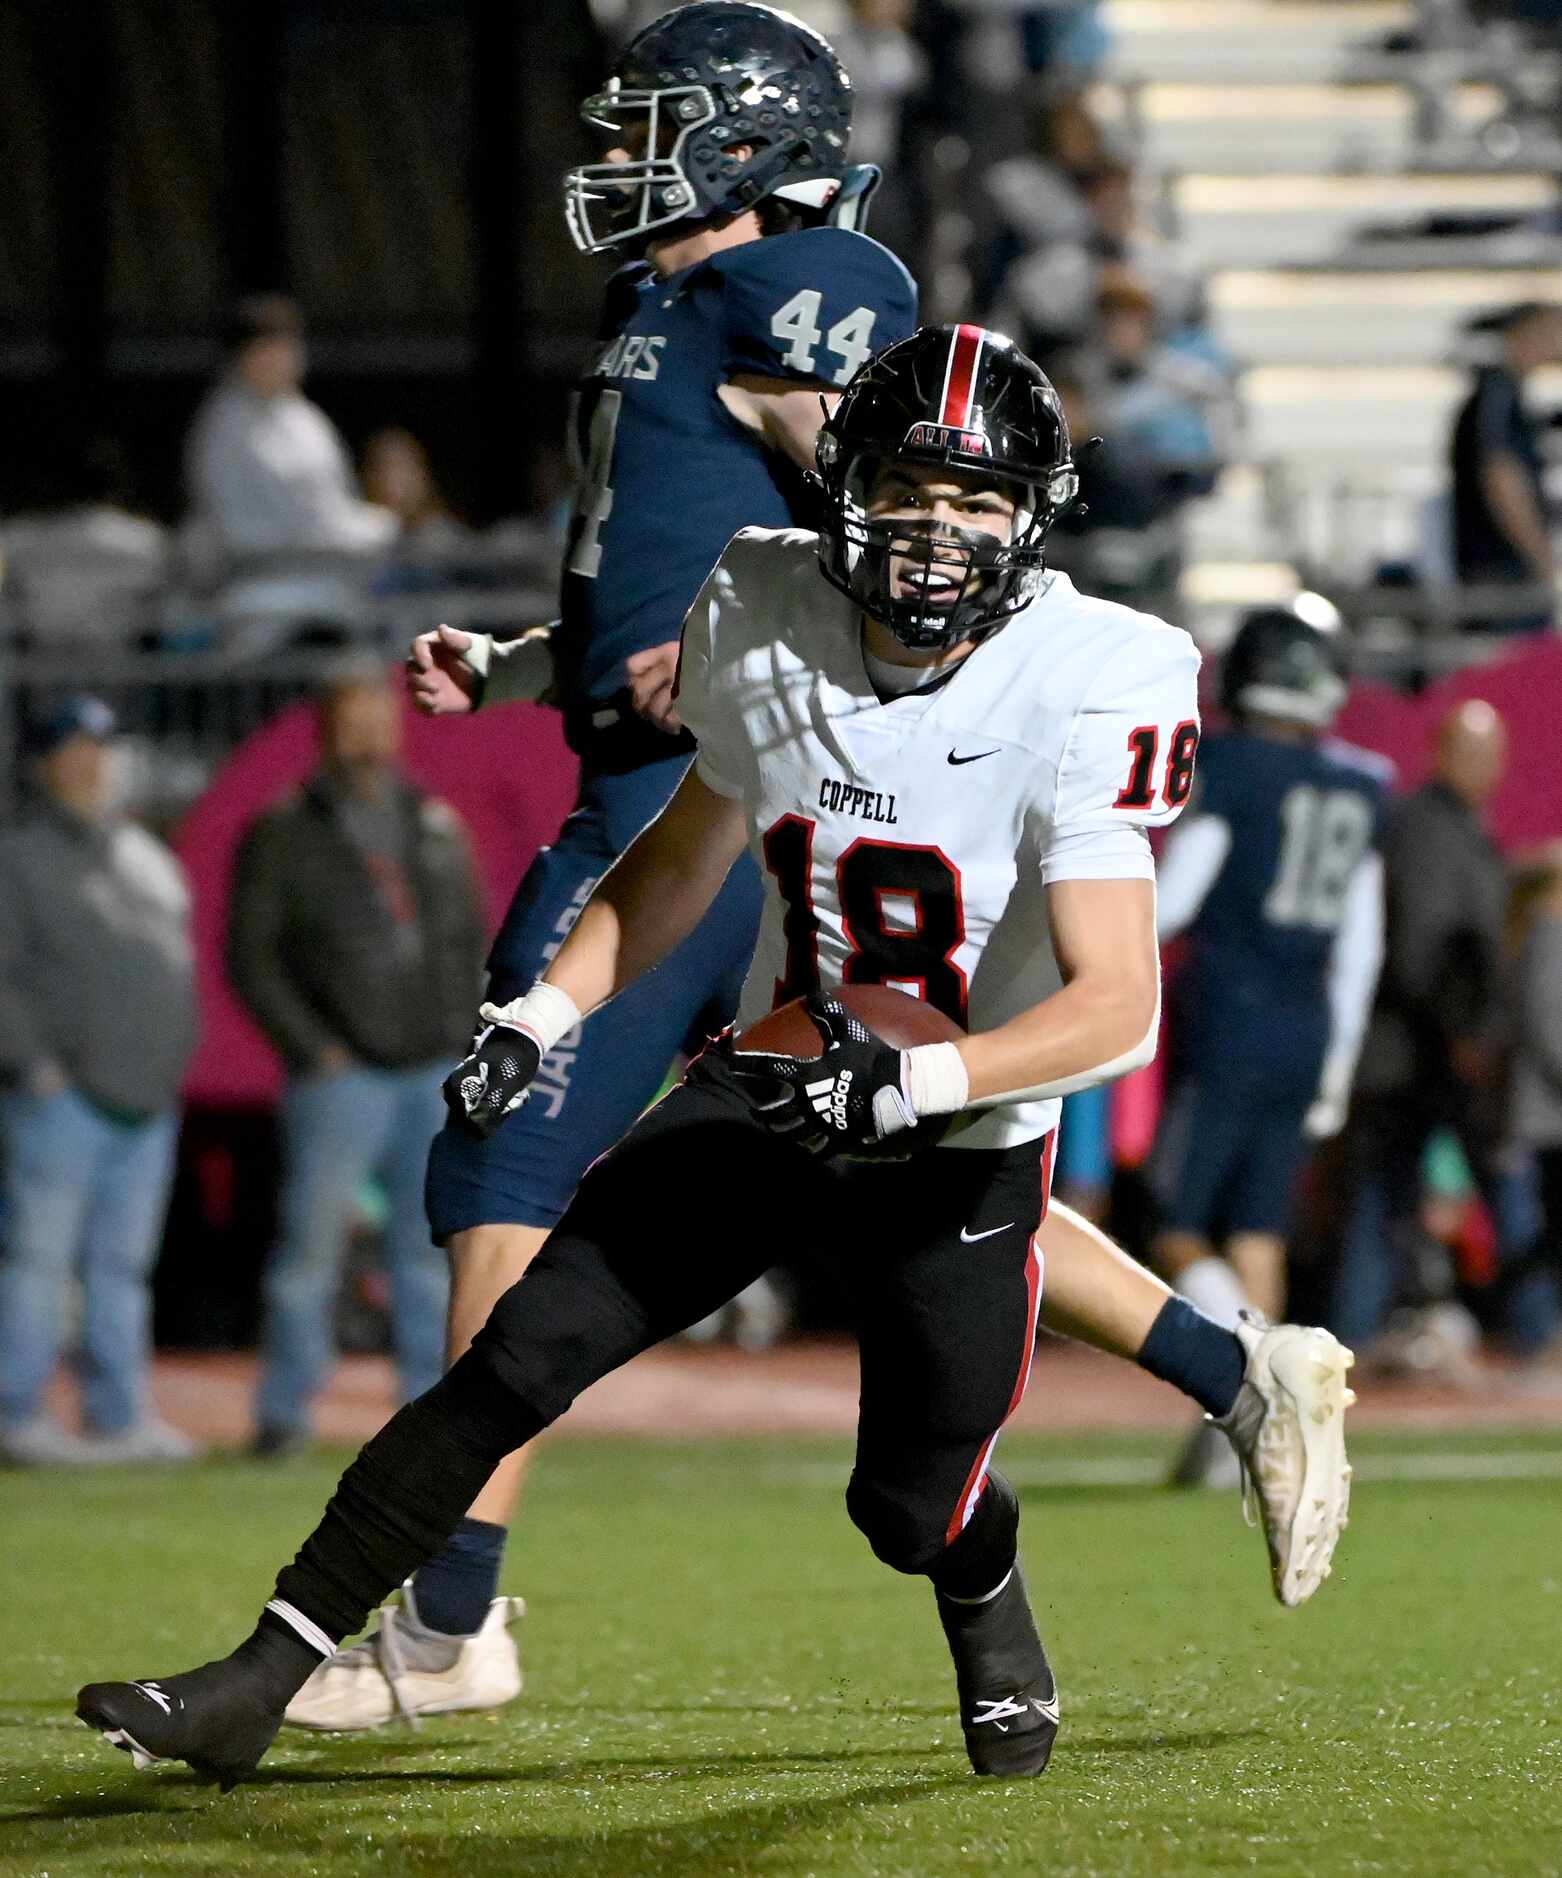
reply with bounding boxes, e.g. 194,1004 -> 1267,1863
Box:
284,3 -> 920,1727
1151,600 -> 1386,1486
287,8 -> 1352,1729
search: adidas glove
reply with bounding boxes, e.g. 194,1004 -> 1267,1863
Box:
442,983 -> 580,1139
692,993 -> 939,1160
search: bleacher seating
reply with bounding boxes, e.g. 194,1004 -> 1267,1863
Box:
1097,0 -> 1562,633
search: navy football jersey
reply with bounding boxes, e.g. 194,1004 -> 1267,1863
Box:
1176,729 -> 1386,1081
556,226 -> 917,707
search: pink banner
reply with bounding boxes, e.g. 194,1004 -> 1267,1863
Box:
175,692 -> 579,1106
1334,633 -> 1562,852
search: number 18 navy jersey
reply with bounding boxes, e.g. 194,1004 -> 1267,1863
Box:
1176,729 -> 1386,1084
555,225 -> 917,710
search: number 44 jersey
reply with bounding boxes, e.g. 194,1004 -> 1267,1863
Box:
676,527 -> 1203,1150
556,225 -> 917,712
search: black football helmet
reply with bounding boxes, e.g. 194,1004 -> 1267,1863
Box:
815,325 -> 1079,651
565,3 -> 856,255
1220,594 -> 1347,729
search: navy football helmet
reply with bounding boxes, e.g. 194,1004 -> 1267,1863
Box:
1221,595 -> 1347,729
815,325 -> 1079,651
565,3 -> 858,254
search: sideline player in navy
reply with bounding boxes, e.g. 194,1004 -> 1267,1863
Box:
1151,600 -> 1386,1486
286,7 -> 1361,1730
76,330 -> 1357,1788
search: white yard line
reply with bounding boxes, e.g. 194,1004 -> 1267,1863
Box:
777,1450 -> 1562,1491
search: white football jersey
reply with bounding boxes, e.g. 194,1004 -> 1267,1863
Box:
676,527 -> 1201,1149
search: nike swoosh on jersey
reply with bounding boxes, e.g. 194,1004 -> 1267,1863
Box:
947,748 -> 1000,766
959,1222 -> 1014,1243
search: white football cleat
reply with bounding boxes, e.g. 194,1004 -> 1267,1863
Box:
283,1587 -> 524,1731
1217,1313 -> 1356,1608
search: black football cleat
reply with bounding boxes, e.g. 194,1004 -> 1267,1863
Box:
76,1660 -> 285,1792
936,1565 -> 1060,1777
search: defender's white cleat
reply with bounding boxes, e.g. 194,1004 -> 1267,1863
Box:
283,1587 -> 525,1731
1217,1313 -> 1356,1608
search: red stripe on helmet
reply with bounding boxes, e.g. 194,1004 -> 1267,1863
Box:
938,324 -> 987,431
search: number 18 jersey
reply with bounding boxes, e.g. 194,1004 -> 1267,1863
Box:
675,528 -> 1202,1149
1175,729 -> 1386,1082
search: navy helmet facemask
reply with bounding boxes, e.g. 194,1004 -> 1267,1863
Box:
564,2 -> 867,254
816,325 -> 1079,652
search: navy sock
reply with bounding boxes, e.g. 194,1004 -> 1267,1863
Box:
1137,1297 -> 1245,1419
411,1518 -> 509,1637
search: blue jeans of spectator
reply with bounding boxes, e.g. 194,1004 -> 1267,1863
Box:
0,1087 -> 178,1434
256,1061 -> 450,1436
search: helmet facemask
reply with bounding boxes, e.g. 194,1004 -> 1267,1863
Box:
822,450 -> 1074,652
565,81 -> 722,254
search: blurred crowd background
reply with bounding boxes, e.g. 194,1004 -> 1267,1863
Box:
6,0 -> 1562,1462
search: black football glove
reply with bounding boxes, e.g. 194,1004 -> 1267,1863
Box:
443,1015 -> 543,1138
690,992 -> 919,1159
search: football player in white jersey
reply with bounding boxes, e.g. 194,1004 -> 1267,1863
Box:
77,328 -> 1356,1789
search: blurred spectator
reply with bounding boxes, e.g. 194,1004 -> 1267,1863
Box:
983,99 -> 1118,345
0,697 -> 199,1466
1045,360 -> 1189,615
360,428 -> 469,561
1333,700 -> 1511,1340
1019,0 -> 1111,85
1506,845 -> 1562,1359
992,154 -> 1217,374
831,0 -> 925,174
227,661 -> 485,1456
1,435 -> 167,649
185,294 -> 396,565
830,0 -> 927,258
1093,270 -> 1237,502
1449,300 -> 1562,631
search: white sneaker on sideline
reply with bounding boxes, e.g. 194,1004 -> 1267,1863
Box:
1218,1313 -> 1356,1607
0,1416 -> 98,1466
83,1418 -> 203,1464
283,1587 -> 525,1731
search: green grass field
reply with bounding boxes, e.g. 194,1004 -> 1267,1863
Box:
4,1429 -> 1562,1877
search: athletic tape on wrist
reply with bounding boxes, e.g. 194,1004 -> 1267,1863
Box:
905,1041 -> 969,1117
481,981 -> 582,1059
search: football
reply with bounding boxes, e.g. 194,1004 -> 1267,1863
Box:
736,982 -> 965,1055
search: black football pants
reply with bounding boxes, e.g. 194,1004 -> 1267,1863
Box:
274,1078 -> 1055,1643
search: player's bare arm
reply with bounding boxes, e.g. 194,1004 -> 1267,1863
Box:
631,381 -> 840,734
444,768 -> 745,1136
957,877 -> 1159,1105
544,768 -> 746,1014
719,374 -> 841,472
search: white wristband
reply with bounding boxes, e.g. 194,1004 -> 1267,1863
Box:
905,1041 -> 970,1118
480,982 -> 581,1059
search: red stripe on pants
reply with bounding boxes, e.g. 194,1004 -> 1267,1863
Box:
944,1128 -> 1056,1544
